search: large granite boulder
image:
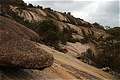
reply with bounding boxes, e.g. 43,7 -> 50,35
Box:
0,16 -> 40,41
0,16 -> 54,69
0,38 -> 54,69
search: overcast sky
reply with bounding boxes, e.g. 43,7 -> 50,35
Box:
24,0 -> 120,27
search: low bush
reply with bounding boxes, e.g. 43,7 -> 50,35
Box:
95,39 -> 120,73
24,19 -> 68,49
77,49 -> 95,65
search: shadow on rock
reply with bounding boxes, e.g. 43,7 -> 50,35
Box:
0,67 -> 33,80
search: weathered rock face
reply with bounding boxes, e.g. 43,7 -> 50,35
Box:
0,16 -> 39,41
64,42 -> 90,57
2,4 -> 110,65
0,16 -> 54,69
0,0 -> 25,6
0,38 -> 53,69
0,3 -> 115,80
0,4 -> 109,42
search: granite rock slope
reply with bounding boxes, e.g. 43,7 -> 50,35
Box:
0,0 -> 115,79
0,16 -> 54,69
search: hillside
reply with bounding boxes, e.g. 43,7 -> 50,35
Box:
0,15 -> 113,80
0,0 -> 120,80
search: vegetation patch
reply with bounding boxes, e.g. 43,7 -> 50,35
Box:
95,27 -> 120,73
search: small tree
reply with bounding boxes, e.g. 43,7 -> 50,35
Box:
33,19 -> 68,49
67,12 -> 71,15
28,3 -> 34,8
37,5 -> 43,9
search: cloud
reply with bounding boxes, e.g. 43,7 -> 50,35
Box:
72,1 -> 119,27
24,0 -> 117,1
24,0 -> 120,27
25,1 -> 92,12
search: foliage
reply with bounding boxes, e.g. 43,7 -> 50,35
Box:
36,5 -> 43,9
106,27 -> 120,41
0,0 -> 26,6
8,11 -> 24,24
77,49 -> 95,65
95,41 -> 120,72
95,27 -> 120,73
80,29 -> 96,44
28,4 -> 34,8
9,11 -> 77,50
93,22 -> 105,30
20,19 -> 68,49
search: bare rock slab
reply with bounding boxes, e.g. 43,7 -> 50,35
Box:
0,16 -> 54,69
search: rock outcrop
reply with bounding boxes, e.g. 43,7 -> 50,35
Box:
0,16 -> 54,69
0,0 -> 116,79
0,1 -> 110,69
0,39 -> 113,80
0,2 -> 109,43
0,15 -> 113,80
0,16 -> 39,41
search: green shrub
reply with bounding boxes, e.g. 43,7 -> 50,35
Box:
77,48 -> 95,65
30,20 -> 68,48
95,41 -> 120,72
28,3 -> 34,8
107,27 -> 120,41
37,20 -> 59,32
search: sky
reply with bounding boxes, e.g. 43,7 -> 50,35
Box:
23,0 -> 120,27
